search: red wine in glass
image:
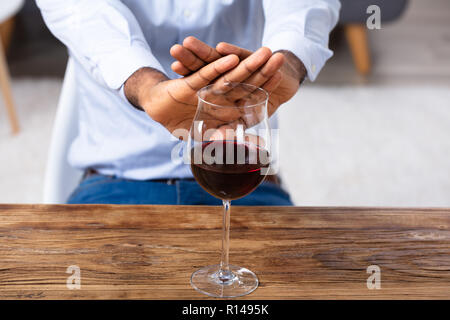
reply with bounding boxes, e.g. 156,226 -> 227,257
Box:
189,82 -> 270,298
191,140 -> 270,200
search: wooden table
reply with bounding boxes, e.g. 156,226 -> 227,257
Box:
0,204 -> 449,299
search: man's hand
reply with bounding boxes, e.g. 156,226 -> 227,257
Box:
170,37 -> 307,116
124,46 -> 284,136
124,54 -> 238,134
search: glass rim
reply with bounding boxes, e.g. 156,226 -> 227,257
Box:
197,82 -> 269,109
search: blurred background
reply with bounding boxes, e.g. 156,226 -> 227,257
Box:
0,0 -> 449,206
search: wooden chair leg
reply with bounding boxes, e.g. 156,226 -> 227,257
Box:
0,35 -> 19,134
0,17 -> 15,53
344,24 -> 371,76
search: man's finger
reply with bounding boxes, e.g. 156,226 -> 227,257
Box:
213,52 -> 283,103
262,70 -> 283,94
184,54 -> 239,91
216,42 -> 253,60
171,61 -> 191,76
170,44 -> 205,72
237,52 -> 284,93
214,47 -> 272,90
183,36 -> 222,63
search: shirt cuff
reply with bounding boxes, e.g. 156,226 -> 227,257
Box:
98,42 -> 165,90
263,31 -> 333,82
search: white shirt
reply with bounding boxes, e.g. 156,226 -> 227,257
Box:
37,0 -> 340,180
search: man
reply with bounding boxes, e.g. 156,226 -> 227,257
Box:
37,0 -> 340,205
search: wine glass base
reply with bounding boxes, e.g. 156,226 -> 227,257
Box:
190,264 -> 258,298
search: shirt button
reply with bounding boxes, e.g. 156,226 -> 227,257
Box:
184,9 -> 192,18
311,64 -> 317,73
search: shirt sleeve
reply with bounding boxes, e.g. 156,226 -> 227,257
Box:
262,0 -> 340,81
36,0 -> 165,90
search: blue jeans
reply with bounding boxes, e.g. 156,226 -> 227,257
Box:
67,174 -> 293,205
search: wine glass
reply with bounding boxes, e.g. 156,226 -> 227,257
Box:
187,82 -> 271,298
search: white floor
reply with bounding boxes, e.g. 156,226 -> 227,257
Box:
0,79 -> 61,203
278,86 -> 450,207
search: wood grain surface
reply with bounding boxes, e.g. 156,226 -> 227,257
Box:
0,204 -> 449,299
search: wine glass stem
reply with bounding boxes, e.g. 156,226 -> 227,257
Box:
219,199 -> 233,282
